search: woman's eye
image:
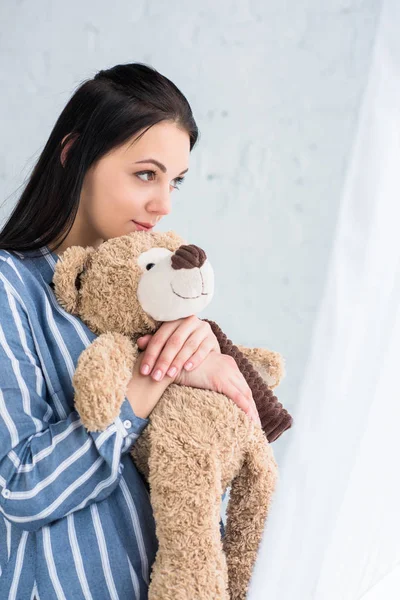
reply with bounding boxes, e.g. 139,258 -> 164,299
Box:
136,170 -> 156,182
135,170 -> 186,191
172,176 -> 185,190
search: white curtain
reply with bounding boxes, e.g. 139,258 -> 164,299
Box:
248,1 -> 400,598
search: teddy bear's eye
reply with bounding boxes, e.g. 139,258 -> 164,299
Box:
137,247 -> 172,269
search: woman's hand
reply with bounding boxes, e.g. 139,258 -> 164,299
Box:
174,351 -> 262,427
136,316 -> 221,382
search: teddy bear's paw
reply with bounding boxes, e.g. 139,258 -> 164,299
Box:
72,332 -> 138,431
74,385 -> 126,432
236,345 -> 286,388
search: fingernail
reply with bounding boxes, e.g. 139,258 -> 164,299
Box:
141,364 -> 150,375
152,369 -> 162,381
184,362 -> 193,371
167,367 -> 177,377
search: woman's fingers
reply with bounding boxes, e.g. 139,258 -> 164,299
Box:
219,380 -> 250,415
138,320 -> 183,376
139,317 -> 219,382
230,372 -> 253,401
223,369 -> 261,426
169,336 -> 215,377
143,318 -> 199,380
136,334 -> 151,349
152,330 -> 201,380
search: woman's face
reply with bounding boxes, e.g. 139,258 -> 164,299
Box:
58,120 -> 190,252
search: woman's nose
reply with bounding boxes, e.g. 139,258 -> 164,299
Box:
148,189 -> 172,216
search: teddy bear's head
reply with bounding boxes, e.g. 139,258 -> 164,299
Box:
52,230 -> 214,338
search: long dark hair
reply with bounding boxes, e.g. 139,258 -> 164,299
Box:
0,63 -> 199,258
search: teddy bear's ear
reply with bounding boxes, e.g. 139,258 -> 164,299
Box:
51,246 -> 96,315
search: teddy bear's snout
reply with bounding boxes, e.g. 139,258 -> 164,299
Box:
171,244 -> 207,270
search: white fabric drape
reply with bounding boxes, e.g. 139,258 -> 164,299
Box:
248,1 -> 400,598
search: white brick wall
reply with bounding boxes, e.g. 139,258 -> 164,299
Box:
0,0 -> 382,424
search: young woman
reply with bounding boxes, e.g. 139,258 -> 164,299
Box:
0,63 -> 261,599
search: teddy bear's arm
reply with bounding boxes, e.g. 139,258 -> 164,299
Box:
72,332 -> 139,432
202,319 -> 293,443
235,345 -> 286,390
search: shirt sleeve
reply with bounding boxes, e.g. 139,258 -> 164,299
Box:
0,268 -> 149,532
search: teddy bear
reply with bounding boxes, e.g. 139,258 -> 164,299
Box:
51,230 -> 293,600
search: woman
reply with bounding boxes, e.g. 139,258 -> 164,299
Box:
0,63 -> 261,599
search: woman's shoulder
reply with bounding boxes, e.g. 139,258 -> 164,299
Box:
0,247 -> 59,317
0,250 -> 32,302
0,249 -> 26,277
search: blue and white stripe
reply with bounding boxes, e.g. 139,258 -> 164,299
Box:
0,247 -> 159,599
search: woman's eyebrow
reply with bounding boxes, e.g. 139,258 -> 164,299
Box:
134,158 -> 188,176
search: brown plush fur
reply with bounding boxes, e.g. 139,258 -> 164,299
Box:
235,345 -> 286,389
52,231 -> 282,599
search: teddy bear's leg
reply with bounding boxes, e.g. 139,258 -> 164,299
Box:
223,432 -> 279,600
146,428 -> 229,600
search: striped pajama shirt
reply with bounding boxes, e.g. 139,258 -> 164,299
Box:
0,246 -> 226,599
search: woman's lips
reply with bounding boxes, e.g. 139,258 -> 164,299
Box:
132,220 -> 154,231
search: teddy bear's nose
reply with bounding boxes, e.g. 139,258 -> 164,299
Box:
171,244 -> 207,270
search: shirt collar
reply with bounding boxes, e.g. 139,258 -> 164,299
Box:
20,245 -> 61,285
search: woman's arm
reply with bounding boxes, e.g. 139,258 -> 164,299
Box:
0,269 -> 170,532
126,351 -> 175,419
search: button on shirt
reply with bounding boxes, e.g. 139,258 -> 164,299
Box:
0,246 -> 226,599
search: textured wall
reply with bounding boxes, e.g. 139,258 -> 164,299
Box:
0,0 -> 381,432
